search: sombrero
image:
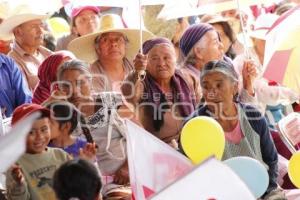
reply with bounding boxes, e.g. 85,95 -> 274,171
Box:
67,14 -> 155,63
0,4 -> 49,40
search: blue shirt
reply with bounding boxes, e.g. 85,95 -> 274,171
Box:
0,54 -> 32,117
48,137 -> 87,158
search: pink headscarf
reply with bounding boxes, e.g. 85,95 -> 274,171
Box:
32,51 -> 75,104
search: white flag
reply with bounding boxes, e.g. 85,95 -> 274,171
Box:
150,157 -> 256,200
125,120 -> 193,200
0,112 -> 40,172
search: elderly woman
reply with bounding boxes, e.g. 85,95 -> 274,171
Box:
179,23 -> 257,104
54,59 -> 131,199
185,60 -> 286,200
201,14 -> 237,59
68,14 -> 153,93
32,51 -> 75,104
122,37 -> 201,144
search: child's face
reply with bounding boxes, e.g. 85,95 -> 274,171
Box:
26,118 -> 51,154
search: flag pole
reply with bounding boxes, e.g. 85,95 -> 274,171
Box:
236,0 -> 250,59
138,0 -> 146,81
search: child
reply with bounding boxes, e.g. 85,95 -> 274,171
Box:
46,101 -> 89,158
6,103 -> 70,200
53,158 -> 102,200
6,103 -> 96,200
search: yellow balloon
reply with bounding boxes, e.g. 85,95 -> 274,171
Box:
47,17 -> 70,38
181,116 -> 225,164
288,151 -> 300,188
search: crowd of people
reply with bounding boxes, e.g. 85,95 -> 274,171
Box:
0,0 -> 300,200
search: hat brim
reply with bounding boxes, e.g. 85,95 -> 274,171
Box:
67,28 -> 155,63
0,13 -> 49,39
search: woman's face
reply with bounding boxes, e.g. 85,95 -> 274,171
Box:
59,69 -> 92,108
201,72 -> 238,106
96,32 -> 126,61
147,44 -> 177,81
212,23 -> 231,53
73,10 -> 100,36
197,30 -> 224,66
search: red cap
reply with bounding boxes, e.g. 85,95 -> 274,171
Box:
12,104 -> 50,125
71,6 -> 100,18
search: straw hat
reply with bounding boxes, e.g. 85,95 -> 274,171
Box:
0,4 -> 49,40
67,14 -> 155,63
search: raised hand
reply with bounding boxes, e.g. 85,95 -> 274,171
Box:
79,142 -> 97,162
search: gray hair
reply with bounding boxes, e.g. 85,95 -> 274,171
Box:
57,59 -> 91,81
181,35 -> 207,66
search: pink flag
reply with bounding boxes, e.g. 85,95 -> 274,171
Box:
125,120 -> 193,200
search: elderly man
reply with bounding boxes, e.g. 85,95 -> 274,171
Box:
56,5 -> 101,51
68,14 -> 154,93
179,23 -> 257,103
0,53 -> 32,118
0,5 -> 52,91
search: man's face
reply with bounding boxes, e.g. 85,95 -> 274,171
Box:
73,10 -> 100,36
15,19 -> 44,47
96,32 -> 126,61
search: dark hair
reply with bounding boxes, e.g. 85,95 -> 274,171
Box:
43,33 -> 56,51
46,102 -> 78,134
53,159 -> 102,200
212,21 -> 236,59
46,101 -> 94,143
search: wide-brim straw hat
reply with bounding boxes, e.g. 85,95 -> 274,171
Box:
68,14 -> 155,63
0,4 -> 49,40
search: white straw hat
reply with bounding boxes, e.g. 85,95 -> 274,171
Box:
0,4 -> 49,40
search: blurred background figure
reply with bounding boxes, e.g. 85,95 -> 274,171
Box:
56,5 -> 100,51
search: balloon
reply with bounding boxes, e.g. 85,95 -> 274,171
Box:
224,157 -> 269,198
47,17 -> 70,38
180,116 -> 225,164
288,151 -> 300,188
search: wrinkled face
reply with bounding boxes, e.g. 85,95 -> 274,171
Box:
26,118 -> 51,154
212,24 -> 231,54
201,72 -> 237,106
15,19 -> 44,47
73,10 -> 100,36
59,69 -> 92,107
96,32 -> 126,61
147,44 -> 177,81
197,30 -> 224,65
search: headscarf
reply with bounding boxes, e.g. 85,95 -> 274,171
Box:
32,51 -> 75,104
179,23 -> 214,56
141,37 -> 196,131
